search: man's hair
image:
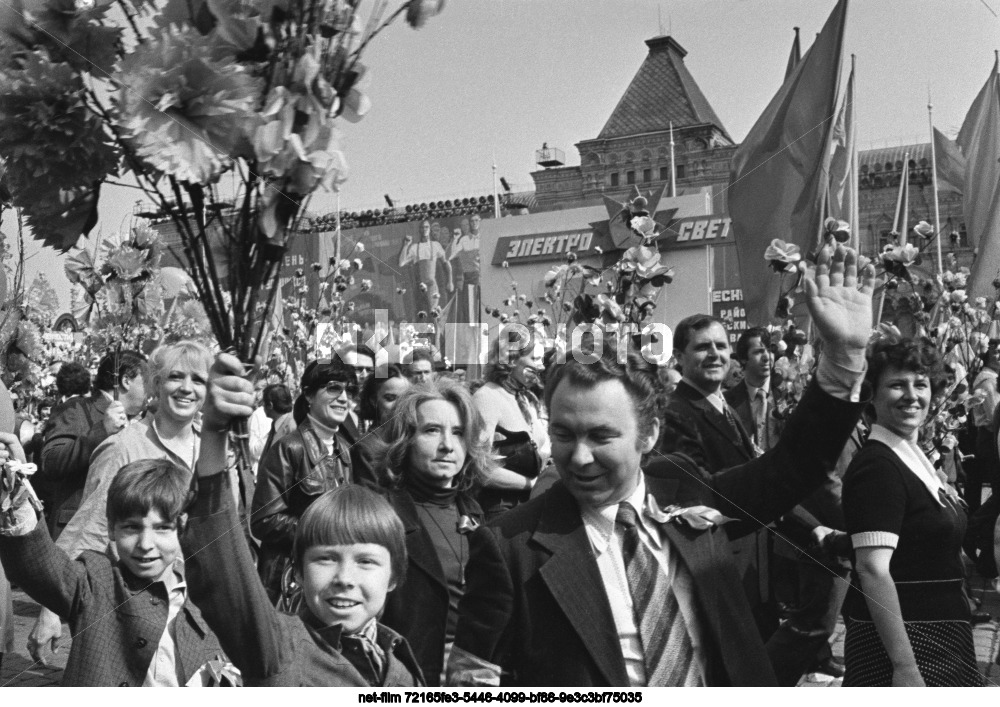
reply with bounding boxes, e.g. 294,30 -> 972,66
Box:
544,335 -> 666,442
673,313 -> 726,353
106,459 -> 190,528
293,485 -> 407,585
55,361 -> 92,398
358,364 -> 408,422
262,384 -> 293,414
147,341 -> 212,392
379,378 -> 495,493
735,327 -> 772,363
94,350 -> 146,392
408,347 -> 435,367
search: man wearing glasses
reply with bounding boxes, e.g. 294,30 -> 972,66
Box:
251,359 -> 360,603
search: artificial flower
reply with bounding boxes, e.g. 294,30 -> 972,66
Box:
823,217 -> 851,243
114,25 -> 261,184
764,239 -> 801,273
406,0 -> 445,28
912,221 -> 934,239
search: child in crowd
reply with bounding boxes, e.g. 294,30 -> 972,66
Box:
180,353 -> 424,686
0,449 -> 232,686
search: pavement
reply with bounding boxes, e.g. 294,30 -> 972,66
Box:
0,576 -> 998,687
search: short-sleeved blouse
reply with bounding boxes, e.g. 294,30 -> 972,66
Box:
842,440 -> 969,622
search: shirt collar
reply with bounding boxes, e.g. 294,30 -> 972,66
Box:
581,477 -> 662,555
682,377 -> 726,413
868,424 -> 946,506
745,377 -> 770,399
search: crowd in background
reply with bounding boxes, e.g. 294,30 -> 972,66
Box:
0,247 -> 995,687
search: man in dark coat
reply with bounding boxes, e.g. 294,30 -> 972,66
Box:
447,246 -> 874,687
660,314 -> 776,639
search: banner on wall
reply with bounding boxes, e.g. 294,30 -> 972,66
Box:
711,288 -> 748,343
322,212 -> 492,363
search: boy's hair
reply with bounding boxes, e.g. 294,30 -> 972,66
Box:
293,485 -> 407,586
106,459 -> 191,528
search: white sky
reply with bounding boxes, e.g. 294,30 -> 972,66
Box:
21,0 -> 1000,309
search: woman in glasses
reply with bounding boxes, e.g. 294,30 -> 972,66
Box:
251,359 -> 360,604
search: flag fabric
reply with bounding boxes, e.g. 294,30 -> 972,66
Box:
958,55 -> 1000,297
728,0 -> 848,327
957,55 -> 1000,250
828,62 -> 858,249
785,27 -> 802,80
932,128 -> 965,196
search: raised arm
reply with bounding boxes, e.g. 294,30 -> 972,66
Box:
182,354 -> 289,682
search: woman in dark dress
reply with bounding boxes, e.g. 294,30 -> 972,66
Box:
376,379 -> 493,685
842,336 -> 982,687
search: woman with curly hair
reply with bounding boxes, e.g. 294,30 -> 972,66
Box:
842,335 -> 982,686
375,379 -> 493,685
351,363 -> 412,486
472,331 -> 551,519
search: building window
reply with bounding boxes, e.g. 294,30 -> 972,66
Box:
610,172 -> 619,187
676,164 -> 686,179
626,170 -> 635,185
642,168 -> 651,183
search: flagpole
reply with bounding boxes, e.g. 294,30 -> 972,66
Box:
894,152 -> 910,245
849,55 -> 860,252
928,96 -> 944,273
492,159 -> 501,219
669,121 -> 677,198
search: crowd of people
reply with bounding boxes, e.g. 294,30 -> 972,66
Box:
0,245 -> 995,687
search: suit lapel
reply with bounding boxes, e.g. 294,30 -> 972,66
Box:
686,389 -> 754,461
532,487 -> 628,686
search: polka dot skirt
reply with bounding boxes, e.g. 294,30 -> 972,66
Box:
844,618 -> 983,686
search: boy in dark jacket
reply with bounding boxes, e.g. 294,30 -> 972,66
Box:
181,353 -> 424,686
0,451 -> 232,686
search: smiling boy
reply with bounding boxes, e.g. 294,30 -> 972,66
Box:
0,453 -> 230,686
182,353 -> 423,686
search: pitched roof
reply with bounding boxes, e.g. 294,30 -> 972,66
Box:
598,36 -> 730,141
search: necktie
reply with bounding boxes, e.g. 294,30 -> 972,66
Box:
752,388 -> 767,448
616,502 -> 702,686
722,404 -> 742,441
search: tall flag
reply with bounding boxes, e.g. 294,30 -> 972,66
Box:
932,127 -> 965,195
828,57 -> 858,249
728,0 -> 848,326
958,54 -> 1000,297
785,27 -> 802,80
957,53 -> 999,250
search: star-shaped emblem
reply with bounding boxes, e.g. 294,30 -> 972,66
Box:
601,184 -> 669,248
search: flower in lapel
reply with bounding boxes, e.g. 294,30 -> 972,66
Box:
644,494 -> 735,531
457,515 -> 480,534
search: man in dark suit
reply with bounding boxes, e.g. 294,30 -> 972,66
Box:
726,327 -> 851,682
661,315 -> 776,639
447,246 -> 874,686
725,327 -> 776,453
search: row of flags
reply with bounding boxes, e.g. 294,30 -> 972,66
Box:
729,0 -> 1000,324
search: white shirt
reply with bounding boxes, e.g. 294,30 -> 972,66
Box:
680,377 -> 727,414
143,564 -> 187,687
580,478 -> 707,687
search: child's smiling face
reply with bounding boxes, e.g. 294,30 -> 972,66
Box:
110,509 -> 181,583
298,543 -> 395,633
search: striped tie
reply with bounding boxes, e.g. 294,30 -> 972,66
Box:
616,502 -> 702,687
